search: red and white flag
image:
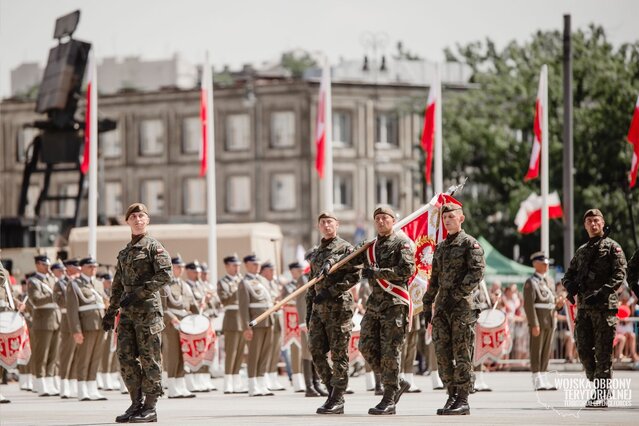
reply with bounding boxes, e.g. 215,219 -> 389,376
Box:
81,53 -> 97,175
627,95 -> 639,188
524,68 -> 547,181
514,191 -> 563,234
421,76 -> 438,184
314,66 -> 330,178
199,62 -> 212,177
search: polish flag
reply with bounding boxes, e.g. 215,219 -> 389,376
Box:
514,191 -> 563,234
199,64 -> 211,177
315,66 -> 329,178
627,95 -> 639,188
80,54 -> 96,175
524,69 -> 546,181
421,76 -> 438,184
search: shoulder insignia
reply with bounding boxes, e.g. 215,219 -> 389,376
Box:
615,246 -> 622,253
473,242 -> 480,249
403,243 -> 410,249
157,247 -> 164,254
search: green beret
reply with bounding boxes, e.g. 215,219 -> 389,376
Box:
583,209 -> 604,222
317,211 -> 338,222
373,205 -> 395,219
125,203 -> 149,221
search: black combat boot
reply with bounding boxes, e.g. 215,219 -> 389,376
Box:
436,386 -> 457,415
129,394 -> 158,423
303,361 -> 320,397
311,365 -> 329,397
394,378 -> 411,404
316,388 -> 345,414
443,388 -> 470,415
374,373 -> 384,396
368,388 -> 396,415
115,387 -> 144,423
585,381 -> 609,408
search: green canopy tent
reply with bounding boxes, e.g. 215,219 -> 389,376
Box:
478,236 -> 534,286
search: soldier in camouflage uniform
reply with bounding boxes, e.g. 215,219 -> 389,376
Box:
562,209 -> 626,408
306,212 -> 360,414
347,206 -> 415,415
102,203 -> 172,423
626,248 -> 639,300
422,203 -> 485,416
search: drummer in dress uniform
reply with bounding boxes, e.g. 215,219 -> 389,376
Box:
217,254 -> 248,394
66,257 -> 108,401
0,262 -> 24,403
51,260 -> 74,398
260,261 -> 286,392
524,251 -> 561,391
238,254 -> 274,397
183,261 -> 214,392
161,255 -> 198,398
28,254 -> 61,397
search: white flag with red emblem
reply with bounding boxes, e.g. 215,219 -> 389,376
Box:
627,95 -> 639,188
524,68 -> 546,181
514,191 -> 563,234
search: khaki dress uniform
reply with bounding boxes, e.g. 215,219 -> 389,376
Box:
238,273 -> 273,396
99,286 -> 121,391
53,276 -> 76,396
217,273 -> 247,393
28,272 -> 61,396
184,278 -> 214,391
523,272 -> 557,389
265,277 -> 284,390
161,277 -> 197,397
66,273 -> 107,400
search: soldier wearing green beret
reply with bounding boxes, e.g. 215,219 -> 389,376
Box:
562,209 -> 626,408
102,203 -> 172,423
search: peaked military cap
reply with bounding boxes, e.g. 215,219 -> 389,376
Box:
288,261 -> 303,270
51,261 -> 65,270
102,273 -> 113,281
64,258 -> 80,267
223,254 -> 241,265
185,261 -> 202,271
34,255 -> 50,264
261,260 -> 274,270
79,257 -> 98,266
530,251 -> 549,264
201,263 -> 209,273
243,254 -> 260,263
171,255 -> 185,266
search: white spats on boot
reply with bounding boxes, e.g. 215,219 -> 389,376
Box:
33,377 -> 44,395
175,377 -> 195,398
533,373 -> 543,391
60,379 -> 70,399
267,372 -> 285,391
185,374 -> 198,392
96,373 -> 105,389
365,371 -> 375,391
248,377 -> 263,397
45,377 -> 59,396
19,374 -> 32,391
474,371 -> 492,392
431,370 -> 444,390
197,373 -> 215,391
405,373 -> 421,393
78,381 -> 90,401
26,374 -> 33,391
107,373 -> 120,390
257,376 -> 274,396
291,373 -> 305,392
223,375 -> 234,394
233,374 -> 248,394
167,378 -> 181,398
69,379 -> 78,398
53,376 -> 60,394
87,380 -> 107,400
539,372 -> 557,391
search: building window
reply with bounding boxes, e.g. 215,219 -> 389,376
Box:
270,111 -> 295,148
182,116 -> 200,154
270,173 -> 296,211
376,174 -> 399,209
183,177 -> 206,215
375,111 -> 398,147
334,173 -> 353,210
58,183 -> 78,218
226,175 -> 251,213
101,127 -> 122,159
225,114 -> 250,151
139,119 -> 164,156
140,179 -> 165,215
105,181 -> 123,217
17,127 -> 39,162
332,111 -> 352,147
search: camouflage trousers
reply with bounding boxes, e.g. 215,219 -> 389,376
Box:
117,312 -> 164,396
432,308 -> 477,393
575,309 -> 617,381
309,303 -> 354,392
359,304 -> 408,394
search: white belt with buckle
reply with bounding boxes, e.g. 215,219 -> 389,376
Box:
224,304 -> 239,310
249,303 -> 270,308
78,303 -> 105,312
34,303 -> 58,310
534,303 -> 555,309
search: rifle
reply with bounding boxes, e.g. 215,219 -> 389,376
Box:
565,225 -> 610,304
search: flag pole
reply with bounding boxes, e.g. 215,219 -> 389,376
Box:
434,63 -> 443,195
322,57 -> 333,212
88,49 -> 98,258
205,52 -> 218,282
541,64 -> 549,257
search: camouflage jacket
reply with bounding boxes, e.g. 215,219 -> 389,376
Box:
423,230 -> 485,312
626,248 -> 639,298
306,236 -> 360,315
349,232 -> 415,313
107,233 -> 172,319
562,236 -> 626,310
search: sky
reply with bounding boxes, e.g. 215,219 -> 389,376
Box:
0,0 -> 637,99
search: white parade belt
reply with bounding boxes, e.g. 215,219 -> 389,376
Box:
78,303 -> 105,312
34,303 -> 58,309
224,304 -> 239,310
249,303 -> 271,308
534,302 -> 555,309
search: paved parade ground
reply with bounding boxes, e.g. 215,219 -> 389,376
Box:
1,370 -> 638,425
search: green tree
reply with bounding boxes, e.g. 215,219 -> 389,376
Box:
280,50 -> 317,78
440,25 -> 639,266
